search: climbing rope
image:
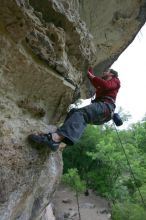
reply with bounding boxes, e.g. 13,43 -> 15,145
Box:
113,121 -> 146,210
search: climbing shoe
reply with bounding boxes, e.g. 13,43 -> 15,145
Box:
28,133 -> 60,152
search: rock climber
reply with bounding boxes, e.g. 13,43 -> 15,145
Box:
28,68 -> 121,151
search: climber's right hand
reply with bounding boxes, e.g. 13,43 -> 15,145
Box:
87,67 -> 95,79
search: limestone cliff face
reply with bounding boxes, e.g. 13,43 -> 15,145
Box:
0,0 -> 146,219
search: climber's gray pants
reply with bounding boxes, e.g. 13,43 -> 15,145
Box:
57,102 -> 115,145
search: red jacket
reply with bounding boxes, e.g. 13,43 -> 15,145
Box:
90,76 -> 120,102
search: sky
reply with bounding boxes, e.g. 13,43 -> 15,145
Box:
111,23 -> 146,124
72,23 -> 146,127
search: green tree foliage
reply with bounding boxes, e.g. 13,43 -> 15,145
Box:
130,122 -> 146,152
133,184 -> 146,205
63,123 -> 146,198
63,168 -> 86,193
63,125 -> 103,185
112,202 -> 146,220
63,120 -> 146,218
63,168 -> 86,220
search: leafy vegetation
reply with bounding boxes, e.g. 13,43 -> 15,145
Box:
63,168 -> 86,220
62,118 -> 146,219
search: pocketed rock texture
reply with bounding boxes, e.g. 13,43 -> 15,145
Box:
0,0 -> 146,220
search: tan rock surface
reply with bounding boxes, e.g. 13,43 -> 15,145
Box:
0,0 -> 146,219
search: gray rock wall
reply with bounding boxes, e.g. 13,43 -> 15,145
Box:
0,0 -> 146,219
